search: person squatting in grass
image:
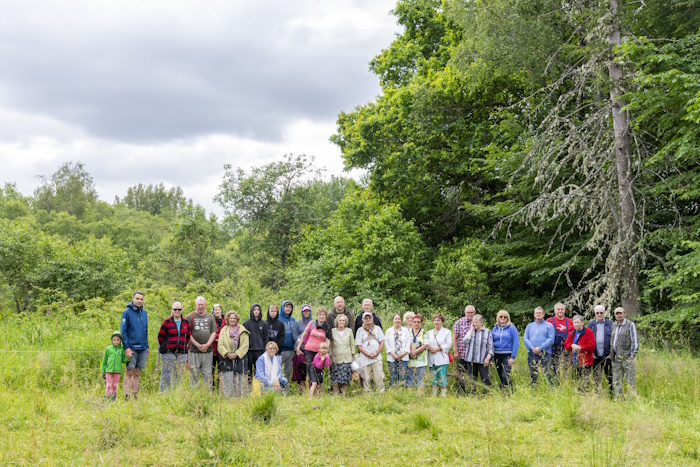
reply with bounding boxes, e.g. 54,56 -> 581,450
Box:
492,310 -> 519,390
407,314 -> 428,391
385,313 -> 411,388
218,311 -> 249,398
427,313 -> 452,397
186,296 -> 217,389
462,314 -> 493,391
255,341 -> 288,393
120,291 -> 148,401
330,313 -> 355,397
355,311 -> 385,393
157,302 -> 191,392
101,331 -> 130,402
296,306 -> 332,397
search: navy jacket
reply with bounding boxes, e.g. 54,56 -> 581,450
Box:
121,301 -> 149,351
586,318 -> 613,358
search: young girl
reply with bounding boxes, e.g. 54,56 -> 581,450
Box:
310,342 -> 331,397
101,331 -> 130,402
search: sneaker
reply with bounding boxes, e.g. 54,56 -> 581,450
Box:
125,394 -> 130,401
132,394 -> 138,401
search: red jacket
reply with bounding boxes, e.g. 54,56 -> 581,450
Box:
563,328 -> 595,367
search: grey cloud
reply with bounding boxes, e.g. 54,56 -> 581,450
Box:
0,1 -> 397,144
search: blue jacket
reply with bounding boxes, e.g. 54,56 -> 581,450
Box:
587,318 -> 613,358
121,301 -> 149,351
279,300 -> 296,351
492,324 -> 519,360
523,320 -> 555,355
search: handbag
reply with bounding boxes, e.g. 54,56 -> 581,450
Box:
300,321 -> 314,351
448,351 -> 454,363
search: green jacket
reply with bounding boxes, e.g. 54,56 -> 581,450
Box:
218,325 -> 250,359
101,344 -> 130,374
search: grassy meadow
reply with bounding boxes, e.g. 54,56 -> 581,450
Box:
1,311 -> 699,466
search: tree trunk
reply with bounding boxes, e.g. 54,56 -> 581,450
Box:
609,0 -> 641,315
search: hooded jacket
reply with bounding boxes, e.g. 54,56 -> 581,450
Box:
101,331 -> 130,374
267,306 -> 286,355
120,300 -> 149,351
292,309 -> 314,344
243,303 -> 269,352
278,300 -> 296,352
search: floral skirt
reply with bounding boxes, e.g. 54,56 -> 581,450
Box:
330,362 -> 353,385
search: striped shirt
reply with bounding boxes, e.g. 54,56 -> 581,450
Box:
453,317 -> 472,359
462,328 -> 494,364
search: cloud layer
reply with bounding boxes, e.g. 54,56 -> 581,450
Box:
0,0 -> 397,213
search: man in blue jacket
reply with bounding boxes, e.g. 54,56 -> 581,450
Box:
587,305 -> 613,393
279,300 -> 296,382
121,291 -> 149,401
523,306 -> 555,386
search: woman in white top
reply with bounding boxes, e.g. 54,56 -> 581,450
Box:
427,313 -> 452,397
385,313 -> 411,388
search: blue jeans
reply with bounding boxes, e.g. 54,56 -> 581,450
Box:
388,360 -> 408,387
406,366 -> 425,389
527,352 -> 552,386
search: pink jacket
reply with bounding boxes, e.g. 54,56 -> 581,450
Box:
313,353 -> 331,370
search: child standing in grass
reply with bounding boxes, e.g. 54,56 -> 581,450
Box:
101,331 -> 130,402
310,342 -> 331,397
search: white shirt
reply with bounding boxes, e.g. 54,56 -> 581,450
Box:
355,326 -> 385,368
384,326 -> 411,362
427,327 -> 452,367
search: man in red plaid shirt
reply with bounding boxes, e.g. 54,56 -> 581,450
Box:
453,305 -> 475,396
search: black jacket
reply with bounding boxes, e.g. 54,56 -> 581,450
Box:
243,303 -> 269,352
267,308 -> 286,355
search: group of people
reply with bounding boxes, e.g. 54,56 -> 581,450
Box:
101,292 -> 639,401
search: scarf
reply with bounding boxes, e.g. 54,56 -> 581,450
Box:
228,324 -> 240,350
572,329 -> 584,366
263,352 -> 280,385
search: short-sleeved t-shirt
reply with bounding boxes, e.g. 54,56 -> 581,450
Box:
187,312 -> 217,353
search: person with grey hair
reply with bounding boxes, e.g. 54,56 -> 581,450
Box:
453,304 -> 476,395
523,306 -> 555,385
157,301 -> 191,392
587,305 -> 613,393
564,315 -> 595,385
610,307 -> 639,399
462,314 -> 493,390
353,298 -> 383,331
186,296 -> 217,389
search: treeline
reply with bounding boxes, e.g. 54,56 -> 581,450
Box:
1,1 -> 700,346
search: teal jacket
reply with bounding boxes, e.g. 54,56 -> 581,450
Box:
101,344 -> 130,374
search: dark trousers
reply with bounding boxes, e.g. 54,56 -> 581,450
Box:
465,361 -> 491,390
456,359 -> 470,396
493,353 -> 512,389
246,350 -> 264,383
527,352 -> 552,386
592,356 -> 613,393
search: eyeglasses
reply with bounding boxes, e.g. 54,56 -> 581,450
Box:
172,308 -> 182,311
595,312 -> 604,315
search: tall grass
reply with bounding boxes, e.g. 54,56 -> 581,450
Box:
1,313 -> 699,465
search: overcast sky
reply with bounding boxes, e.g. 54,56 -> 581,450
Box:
0,0 -> 399,215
